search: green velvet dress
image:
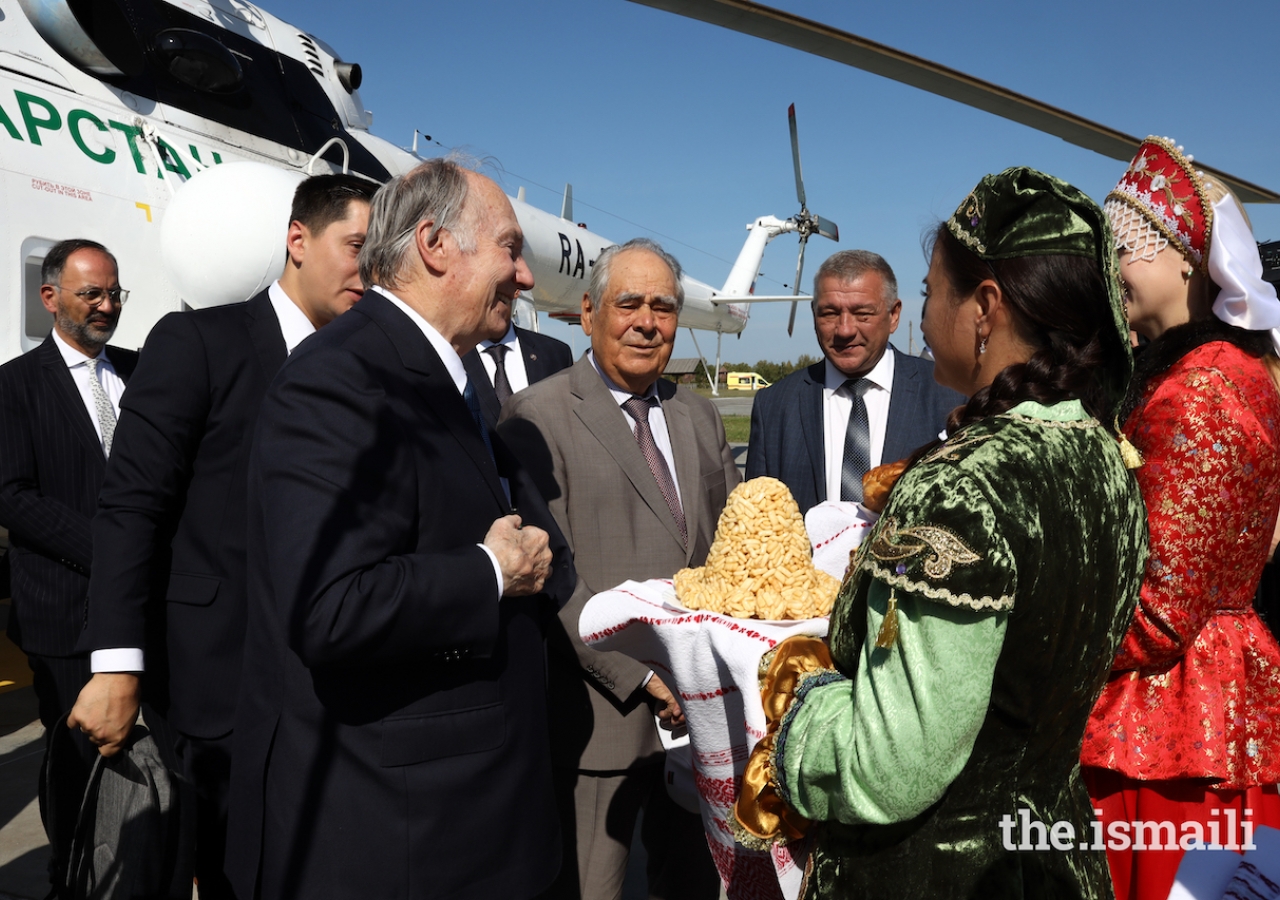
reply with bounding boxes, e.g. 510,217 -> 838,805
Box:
773,400 -> 1148,899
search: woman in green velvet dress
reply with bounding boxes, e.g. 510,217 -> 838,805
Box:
735,168 -> 1149,899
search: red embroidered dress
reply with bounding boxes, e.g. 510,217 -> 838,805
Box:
1082,341 -> 1280,788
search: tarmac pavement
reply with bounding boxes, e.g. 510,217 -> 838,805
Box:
709,394 -> 754,418
0,630 -> 47,900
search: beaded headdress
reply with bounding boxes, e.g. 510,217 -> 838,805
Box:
1105,137 -> 1212,271
1107,136 -> 1280,354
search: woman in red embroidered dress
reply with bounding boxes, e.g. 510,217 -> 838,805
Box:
1081,136 -> 1280,900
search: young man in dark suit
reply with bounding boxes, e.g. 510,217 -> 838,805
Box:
226,159 -> 573,899
0,239 -> 137,892
747,249 -> 963,514
462,320 -> 575,425
68,174 -> 375,899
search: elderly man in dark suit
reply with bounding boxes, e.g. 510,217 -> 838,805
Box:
226,159 -> 574,900
0,241 -> 137,875
462,320 -> 574,426
68,174 -> 375,898
747,249 -> 963,513
498,238 -> 734,900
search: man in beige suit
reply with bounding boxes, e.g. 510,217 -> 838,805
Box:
498,238 -> 737,900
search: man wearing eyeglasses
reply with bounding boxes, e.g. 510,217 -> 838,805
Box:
0,239 -> 138,887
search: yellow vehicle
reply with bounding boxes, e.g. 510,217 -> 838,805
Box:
726,372 -> 771,391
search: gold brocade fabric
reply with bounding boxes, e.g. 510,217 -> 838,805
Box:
733,636 -> 836,847
1083,342 -> 1280,788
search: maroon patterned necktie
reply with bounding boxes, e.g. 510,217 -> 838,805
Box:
622,395 -> 687,548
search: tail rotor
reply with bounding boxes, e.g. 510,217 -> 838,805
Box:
785,103 -> 839,335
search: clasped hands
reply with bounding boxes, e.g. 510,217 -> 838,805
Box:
484,514 -> 553,597
66,517 -> 553,758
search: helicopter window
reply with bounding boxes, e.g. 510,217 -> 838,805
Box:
151,29 -> 244,95
21,245 -> 54,351
59,0 -> 389,180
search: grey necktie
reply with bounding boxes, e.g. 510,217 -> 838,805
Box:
84,356 -> 117,457
839,378 -> 869,502
622,395 -> 687,548
484,344 -> 514,406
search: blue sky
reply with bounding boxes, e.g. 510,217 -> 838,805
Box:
265,0 -> 1280,364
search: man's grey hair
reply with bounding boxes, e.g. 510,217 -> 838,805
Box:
587,238 -> 685,313
358,157 -> 478,290
810,249 -> 898,311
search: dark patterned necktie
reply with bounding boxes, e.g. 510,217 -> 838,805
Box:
622,395 -> 686,547
840,378 -> 869,502
484,344 -> 514,406
84,357 -> 116,457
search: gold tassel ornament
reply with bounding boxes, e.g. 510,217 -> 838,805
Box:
875,588 -> 900,649
1114,417 -> 1144,470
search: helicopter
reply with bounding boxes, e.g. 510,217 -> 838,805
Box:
5,0 -> 1275,376
0,0 -> 838,378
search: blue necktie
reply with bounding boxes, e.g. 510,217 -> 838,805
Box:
463,378 -> 495,463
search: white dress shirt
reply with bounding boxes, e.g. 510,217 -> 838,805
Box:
589,351 -> 682,508
588,351 -> 671,689
477,323 -> 530,393
51,328 -> 125,449
268,280 -> 317,354
822,349 -> 895,504
57,331 -> 139,674
372,286 -> 506,599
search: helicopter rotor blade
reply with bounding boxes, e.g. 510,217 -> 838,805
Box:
815,214 -> 839,242
788,103 -> 806,212
628,0 -> 1280,203
788,233 -> 808,336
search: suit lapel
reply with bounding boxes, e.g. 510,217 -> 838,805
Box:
246,291 -> 288,381
569,358 -> 686,552
39,337 -> 104,460
882,348 -> 920,465
359,292 -> 509,511
800,362 -> 826,503
519,329 -> 547,383
663,386 -> 699,564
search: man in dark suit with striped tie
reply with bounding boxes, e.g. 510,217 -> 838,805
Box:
462,320 -> 574,426
747,249 -> 962,513
0,239 -> 137,890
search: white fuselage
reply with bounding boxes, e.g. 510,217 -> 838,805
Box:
0,0 -> 761,364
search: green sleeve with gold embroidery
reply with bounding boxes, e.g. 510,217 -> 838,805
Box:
775,465 -> 1017,825
776,580 -> 1007,825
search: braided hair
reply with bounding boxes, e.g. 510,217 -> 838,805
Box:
929,224 -> 1128,435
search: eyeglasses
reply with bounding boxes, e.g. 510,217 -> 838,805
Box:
52,284 -> 130,307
